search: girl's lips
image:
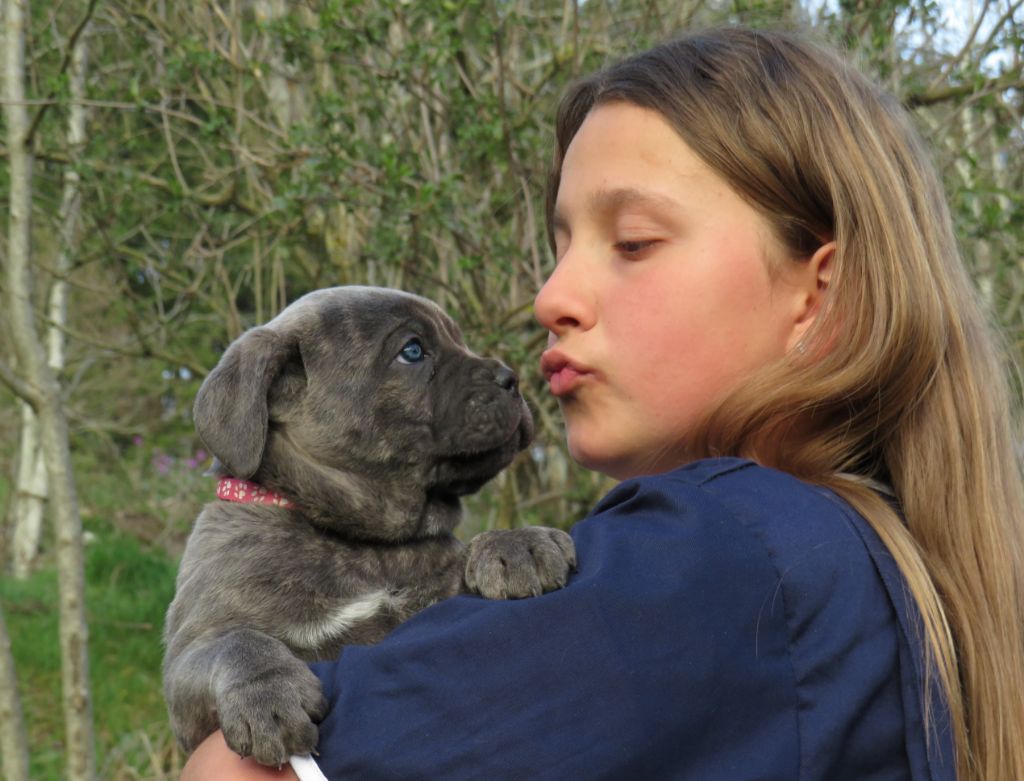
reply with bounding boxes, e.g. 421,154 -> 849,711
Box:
541,350 -> 592,397
548,365 -> 584,396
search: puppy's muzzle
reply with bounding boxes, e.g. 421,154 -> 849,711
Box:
474,361 -> 520,394
493,366 -> 518,392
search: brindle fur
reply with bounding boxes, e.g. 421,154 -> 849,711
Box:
163,286 -> 575,765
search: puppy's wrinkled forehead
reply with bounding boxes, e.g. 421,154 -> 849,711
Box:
270,286 -> 463,346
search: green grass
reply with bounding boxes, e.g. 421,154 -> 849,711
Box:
0,442 -> 208,780
2,524 -> 184,780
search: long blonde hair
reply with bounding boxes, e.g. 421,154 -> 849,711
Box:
547,26 -> 1024,780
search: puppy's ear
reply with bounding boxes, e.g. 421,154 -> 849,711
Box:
194,327 -> 295,479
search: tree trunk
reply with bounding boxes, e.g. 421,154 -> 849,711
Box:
8,0 -> 87,580
2,1 -> 95,779
0,605 -> 30,781
10,402 -> 47,578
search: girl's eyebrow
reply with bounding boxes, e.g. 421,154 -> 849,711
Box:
590,187 -> 682,215
553,187 -> 683,232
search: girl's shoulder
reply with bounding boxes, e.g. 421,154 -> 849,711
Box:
583,456 -> 883,580
578,456 -> 904,654
571,456 -> 901,668
574,456 -> 954,781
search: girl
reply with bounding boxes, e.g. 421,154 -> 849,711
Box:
183,26 -> 1024,780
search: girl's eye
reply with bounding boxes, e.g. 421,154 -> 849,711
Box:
398,338 -> 425,364
615,239 -> 659,257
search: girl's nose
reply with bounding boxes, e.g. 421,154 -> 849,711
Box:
534,249 -> 594,336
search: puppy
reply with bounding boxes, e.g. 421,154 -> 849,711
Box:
163,286 -> 575,765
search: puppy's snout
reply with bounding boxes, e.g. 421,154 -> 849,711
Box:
494,366 -> 518,392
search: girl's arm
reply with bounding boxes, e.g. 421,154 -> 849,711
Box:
180,731 -> 298,781
183,462 -> 937,780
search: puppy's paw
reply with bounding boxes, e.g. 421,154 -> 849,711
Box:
217,657 -> 328,767
464,527 -> 577,599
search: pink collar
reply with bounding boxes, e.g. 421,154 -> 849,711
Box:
216,477 -> 295,508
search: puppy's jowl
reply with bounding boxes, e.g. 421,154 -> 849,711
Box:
163,286 -> 575,765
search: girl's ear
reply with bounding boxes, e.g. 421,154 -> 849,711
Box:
787,240 -> 835,351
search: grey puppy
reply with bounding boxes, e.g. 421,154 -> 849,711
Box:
163,286 -> 575,766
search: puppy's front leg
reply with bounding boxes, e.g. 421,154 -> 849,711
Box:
165,628 -> 326,765
463,527 -> 577,599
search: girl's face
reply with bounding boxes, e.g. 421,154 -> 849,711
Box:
535,102 -> 816,480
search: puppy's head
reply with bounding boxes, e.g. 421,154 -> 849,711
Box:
194,286 -> 533,539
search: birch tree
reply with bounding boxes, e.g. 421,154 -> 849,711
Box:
0,606 -> 29,781
8,14 -> 89,579
1,0 -> 95,777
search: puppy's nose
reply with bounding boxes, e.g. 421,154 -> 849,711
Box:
494,366 -> 519,392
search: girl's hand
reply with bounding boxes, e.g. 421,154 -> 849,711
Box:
180,731 -> 299,781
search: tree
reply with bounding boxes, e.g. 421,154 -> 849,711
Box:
8,1 -> 90,579
1,0 -> 95,778
0,605 -> 29,781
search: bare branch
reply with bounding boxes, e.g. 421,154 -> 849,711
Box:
928,0 -> 994,92
976,0 -> 1024,64
0,358 -> 42,409
23,0 -> 100,146
906,74 -> 1024,108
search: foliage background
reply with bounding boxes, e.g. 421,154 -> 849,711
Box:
1,0 -> 1021,777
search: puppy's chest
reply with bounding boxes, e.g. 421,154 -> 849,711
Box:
281,587 -> 405,656
275,537 -> 464,657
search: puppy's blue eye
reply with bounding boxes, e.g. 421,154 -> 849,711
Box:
398,339 -> 424,364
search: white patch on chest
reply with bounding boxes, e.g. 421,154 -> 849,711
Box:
283,589 -> 397,650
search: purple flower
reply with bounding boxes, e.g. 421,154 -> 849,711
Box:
152,453 -> 174,475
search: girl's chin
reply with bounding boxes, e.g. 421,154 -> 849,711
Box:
567,430 -> 688,480
566,437 -> 636,480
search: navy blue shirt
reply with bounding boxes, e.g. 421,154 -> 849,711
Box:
309,458 -> 956,779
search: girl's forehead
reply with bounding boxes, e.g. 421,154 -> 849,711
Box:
561,105 -> 715,189
555,105 -> 736,225
567,104 -> 686,162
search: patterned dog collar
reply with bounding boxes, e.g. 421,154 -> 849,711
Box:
216,477 -> 295,508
